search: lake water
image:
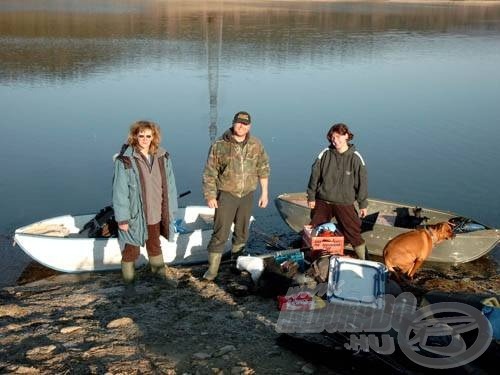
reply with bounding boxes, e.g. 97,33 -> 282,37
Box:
1,0 -> 500,286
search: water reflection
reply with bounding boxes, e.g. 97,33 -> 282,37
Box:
1,1 -> 500,286
1,0 -> 500,83
205,13 -> 223,142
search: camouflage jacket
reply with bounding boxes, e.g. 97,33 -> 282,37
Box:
203,129 -> 270,200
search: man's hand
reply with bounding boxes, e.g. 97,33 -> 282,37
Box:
308,201 -> 316,209
258,178 -> 269,209
118,223 -> 129,232
207,198 -> 218,209
258,194 -> 268,208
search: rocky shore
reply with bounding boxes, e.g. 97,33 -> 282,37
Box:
1,253 -> 499,374
1,262 -> 326,375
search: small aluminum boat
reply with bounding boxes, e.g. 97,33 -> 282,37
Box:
275,192 -> 500,264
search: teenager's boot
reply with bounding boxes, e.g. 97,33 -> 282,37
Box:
354,243 -> 367,260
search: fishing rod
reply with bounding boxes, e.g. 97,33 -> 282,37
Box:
178,190 -> 191,199
250,223 -> 289,250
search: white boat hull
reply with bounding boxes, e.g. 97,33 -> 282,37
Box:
14,206 -> 237,273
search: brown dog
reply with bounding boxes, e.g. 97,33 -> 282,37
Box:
383,222 -> 455,279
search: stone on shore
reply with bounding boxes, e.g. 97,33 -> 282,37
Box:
106,317 -> 134,329
60,326 -> 83,334
25,345 -> 57,360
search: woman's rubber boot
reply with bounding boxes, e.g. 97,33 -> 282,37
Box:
121,261 -> 135,284
149,254 -> 178,288
121,261 -> 136,299
203,252 -> 222,281
354,243 -> 367,260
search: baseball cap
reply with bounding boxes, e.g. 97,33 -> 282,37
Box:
232,111 -> 251,125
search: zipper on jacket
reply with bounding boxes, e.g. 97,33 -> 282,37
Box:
238,144 -> 245,197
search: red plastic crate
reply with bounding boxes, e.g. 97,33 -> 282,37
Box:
302,225 -> 344,258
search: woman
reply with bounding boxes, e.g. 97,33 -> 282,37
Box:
112,120 -> 178,285
306,123 -> 368,259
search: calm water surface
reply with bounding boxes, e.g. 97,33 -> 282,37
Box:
1,0 -> 500,285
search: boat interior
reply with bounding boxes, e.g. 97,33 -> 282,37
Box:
280,194 -> 487,234
18,207 -> 217,238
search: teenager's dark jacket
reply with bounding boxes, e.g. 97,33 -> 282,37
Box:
307,144 -> 368,209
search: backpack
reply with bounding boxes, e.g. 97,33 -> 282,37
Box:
79,206 -> 118,238
116,143 -> 132,169
257,257 -> 301,297
305,256 -> 330,284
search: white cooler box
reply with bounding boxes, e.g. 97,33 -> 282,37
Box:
327,256 -> 388,309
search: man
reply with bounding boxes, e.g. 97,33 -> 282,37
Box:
202,111 -> 270,281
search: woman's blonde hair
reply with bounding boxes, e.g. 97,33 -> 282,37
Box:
127,120 -> 161,154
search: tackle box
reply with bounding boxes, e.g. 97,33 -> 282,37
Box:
273,249 -> 305,272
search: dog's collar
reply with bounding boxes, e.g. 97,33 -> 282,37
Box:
425,227 -> 437,245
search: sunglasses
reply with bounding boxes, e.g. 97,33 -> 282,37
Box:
137,134 -> 152,139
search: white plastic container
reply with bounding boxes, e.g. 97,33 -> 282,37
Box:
327,256 -> 388,309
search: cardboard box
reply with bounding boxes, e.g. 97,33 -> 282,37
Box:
302,225 -> 344,258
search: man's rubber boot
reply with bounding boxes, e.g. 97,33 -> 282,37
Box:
231,244 -> 247,261
203,252 -> 222,281
149,254 -> 178,288
354,243 -> 367,260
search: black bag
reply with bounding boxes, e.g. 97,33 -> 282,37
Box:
305,256 -> 330,284
394,207 -> 427,229
79,206 -> 118,238
257,257 -> 301,297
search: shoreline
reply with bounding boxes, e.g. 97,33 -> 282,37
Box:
1,260 -> 498,374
